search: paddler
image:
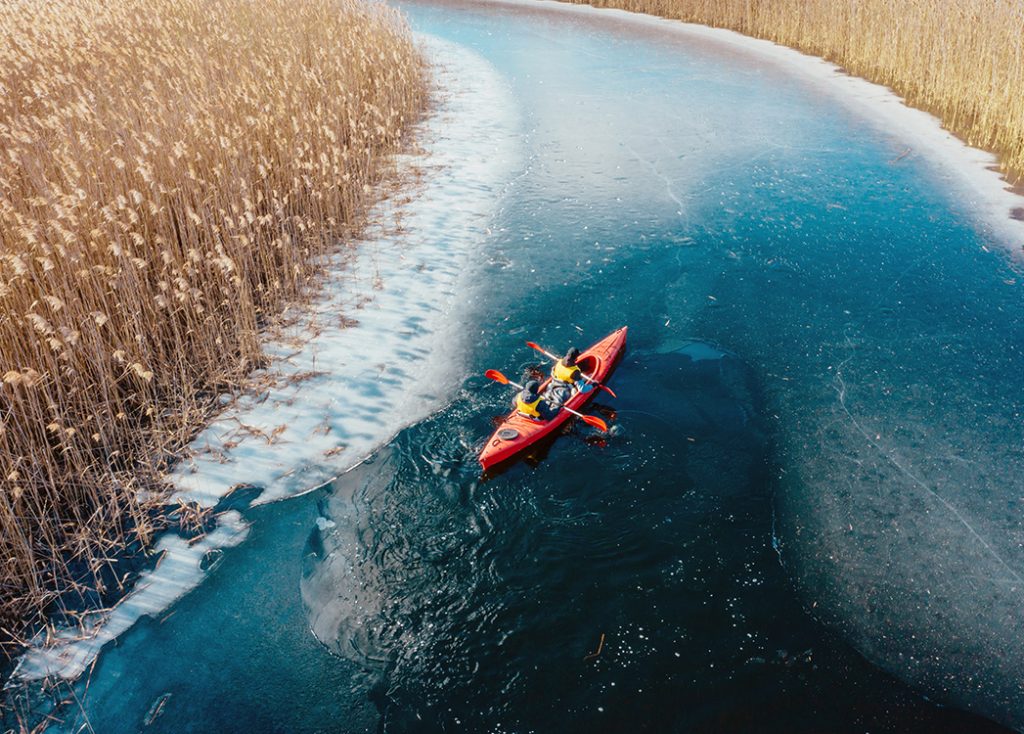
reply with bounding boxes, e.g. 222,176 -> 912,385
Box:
551,347 -> 583,384
515,379 -> 556,421
547,347 -> 593,408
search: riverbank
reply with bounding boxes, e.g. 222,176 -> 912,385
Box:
558,0 -> 1024,186
0,0 -> 426,660
6,32 -> 519,693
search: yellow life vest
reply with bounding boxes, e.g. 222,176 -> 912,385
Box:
516,394 -> 542,418
551,359 -> 579,383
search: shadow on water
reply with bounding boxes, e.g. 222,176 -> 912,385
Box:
301,344 -> 1007,733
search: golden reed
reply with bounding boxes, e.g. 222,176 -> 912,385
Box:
0,0 -> 425,645
563,0 -> 1024,184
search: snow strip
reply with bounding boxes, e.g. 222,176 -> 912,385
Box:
7,512 -> 249,684
170,35 -> 519,508
10,34 -> 520,683
503,0 -> 1024,253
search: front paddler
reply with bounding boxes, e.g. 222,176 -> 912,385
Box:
548,347 -> 593,407
551,347 -> 582,384
515,379 -> 556,421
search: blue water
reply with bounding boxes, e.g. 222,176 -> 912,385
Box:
15,1 -> 1024,731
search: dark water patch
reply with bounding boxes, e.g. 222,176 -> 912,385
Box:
301,347 -> 767,731
302,347 -> 1005,733
212,484 -> 265,513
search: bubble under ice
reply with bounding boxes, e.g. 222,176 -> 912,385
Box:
769,324 -> 1024,729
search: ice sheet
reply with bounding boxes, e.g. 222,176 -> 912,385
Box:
490,0 -> 1024,252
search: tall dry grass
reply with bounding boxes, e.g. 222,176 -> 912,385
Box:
563,0 -> 1024,183
0,0 -> 425,647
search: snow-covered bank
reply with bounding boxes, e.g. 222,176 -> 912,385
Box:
9,513 -> 250,684
9,34 -> 520,683
169,35 -> 519,509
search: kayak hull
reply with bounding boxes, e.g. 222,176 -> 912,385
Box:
478,327 -> 627,471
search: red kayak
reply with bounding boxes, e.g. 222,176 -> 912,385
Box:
478,327 -> 627,471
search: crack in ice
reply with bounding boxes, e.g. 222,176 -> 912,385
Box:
832,335 -> 1024,591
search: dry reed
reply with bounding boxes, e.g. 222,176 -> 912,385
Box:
562,0 -> 1024,184
0,0 -> 426,649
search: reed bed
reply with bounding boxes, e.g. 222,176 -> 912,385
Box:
563,0 -> 1024,184
0,0 -> 425,649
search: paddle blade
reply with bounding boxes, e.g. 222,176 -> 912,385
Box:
581,415 -> 609,432
526,341 -> 557,360
484,369 -> 509,384
599,384 -> 618,398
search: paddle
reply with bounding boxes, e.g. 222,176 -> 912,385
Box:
525,341 -> 618,398
484,369 -> 609,432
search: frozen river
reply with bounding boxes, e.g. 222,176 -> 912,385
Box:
11,1 -> 1024,731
